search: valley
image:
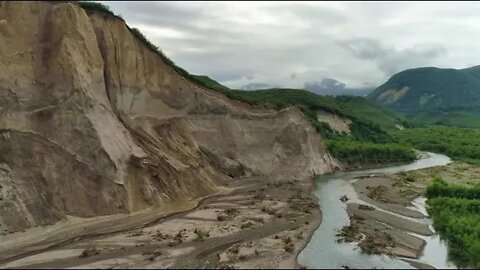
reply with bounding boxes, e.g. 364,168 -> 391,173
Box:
1,1 -> 480,269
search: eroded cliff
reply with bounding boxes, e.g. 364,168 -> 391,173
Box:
0,1 -> 338,233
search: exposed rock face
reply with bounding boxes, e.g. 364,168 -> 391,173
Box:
0,1 -> 338,232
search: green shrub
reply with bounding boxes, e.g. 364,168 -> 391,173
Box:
326,138 -> 416,164
391,126 -> 480,164
426,181 -> 480,267
78,1 -> 115,16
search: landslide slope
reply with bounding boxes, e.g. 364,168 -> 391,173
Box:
0,1 -> 338,233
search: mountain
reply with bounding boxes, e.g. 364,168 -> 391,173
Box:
304,78 -> 373,96
178,75 -> 404,137
335,96 -> 410,130
368,66 -> 480,127
0,1 -> 339,234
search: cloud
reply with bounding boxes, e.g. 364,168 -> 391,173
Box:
338,38 -> 387,60
339,38 -> 447,75
303,78 -> 372,96
102,1 -> 480,89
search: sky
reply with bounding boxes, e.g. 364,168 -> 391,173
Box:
102,1 -> 480,89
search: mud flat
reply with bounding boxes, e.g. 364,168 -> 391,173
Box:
0,176 -> 321,269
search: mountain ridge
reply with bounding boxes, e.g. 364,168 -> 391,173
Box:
368,65 -> 480,127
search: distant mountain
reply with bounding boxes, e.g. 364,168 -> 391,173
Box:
368,66 -> 480,127
304,78 -> 373,96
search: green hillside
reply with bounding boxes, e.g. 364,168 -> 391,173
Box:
369,66 -> 480,113
335,96 -> 410,130
391,125 -> 480,164
368,66 -> 480,127
411,110 -> 480,128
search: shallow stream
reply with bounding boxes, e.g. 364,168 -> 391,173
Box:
298,152 -> 456,269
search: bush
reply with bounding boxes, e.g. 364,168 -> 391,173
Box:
326,138 -> 416,164
426,178 -> 480,200
426,180 -> 480,267
78,1 -> 115,16
392,126 -> 480,164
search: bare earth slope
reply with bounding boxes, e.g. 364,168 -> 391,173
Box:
0,1 -> 337,236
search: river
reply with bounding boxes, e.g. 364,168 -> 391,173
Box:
298,152 -> 456,269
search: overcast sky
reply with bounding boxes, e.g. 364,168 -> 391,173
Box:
102,1 -> 480,89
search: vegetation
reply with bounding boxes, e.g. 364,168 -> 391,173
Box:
369,66 -> 480,114
427,178 -> 480,200
215,89 -> 415,164
335,96 -> 412,130
391,126 -> 480,164
214,88 -> 392,142
368,66 -> 480,127
410,110 -> 480,128
190,75 -> 231,92
327,139 -> 416,164
77,1 -> 115,16
426,178 -> 480,267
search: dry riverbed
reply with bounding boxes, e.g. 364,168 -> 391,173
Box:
336,173 -> 432,260
0,176 -> 320,269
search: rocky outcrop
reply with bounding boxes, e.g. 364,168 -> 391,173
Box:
0,1 -> 338,232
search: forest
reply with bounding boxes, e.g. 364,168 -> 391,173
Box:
326,139 -> 416,164
391,125 -> 480,164
426,178 -> 480,267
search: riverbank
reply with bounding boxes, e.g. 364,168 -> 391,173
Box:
0,175 -> 321,269
342,173 -> 433,259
